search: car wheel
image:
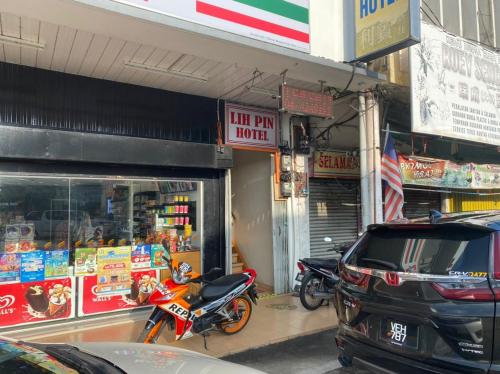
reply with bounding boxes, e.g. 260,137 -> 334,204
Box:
338,354 -> 352,367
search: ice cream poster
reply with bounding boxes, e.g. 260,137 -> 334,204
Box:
20,251 -> 45,283
78,269 -> 158,316
0,253 -> 21,283
0,277 -> 75,328
96,246 -> 131,295
74,247 -> 97,276
45,250 -> 69,279
131,244 -> 151,269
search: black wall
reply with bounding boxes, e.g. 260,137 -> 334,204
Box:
0,62 -> 222,144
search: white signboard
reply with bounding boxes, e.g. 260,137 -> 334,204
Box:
225,103 -> 278,151
110,0 -> 310,53
410,23 -> 500,146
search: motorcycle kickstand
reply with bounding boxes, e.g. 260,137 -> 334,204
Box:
201,331 -> 210,350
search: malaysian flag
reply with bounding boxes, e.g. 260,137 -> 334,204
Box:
381,133 -> 404,221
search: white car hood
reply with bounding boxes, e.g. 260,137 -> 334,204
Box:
71,342 -> 265,374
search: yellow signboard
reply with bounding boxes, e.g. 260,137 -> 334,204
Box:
313,151 -> 360,178
355,0 -> 419,61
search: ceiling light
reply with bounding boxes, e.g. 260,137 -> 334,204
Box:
0,35 -> 45,50
248,86 -> 280,98
124,61 -> 208,83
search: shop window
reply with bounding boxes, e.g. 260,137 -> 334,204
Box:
0,175 -> 202,327
461,0 -> 479,41
442,0 -> 461,35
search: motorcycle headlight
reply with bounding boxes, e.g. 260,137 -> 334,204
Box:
172,269 -> 190,284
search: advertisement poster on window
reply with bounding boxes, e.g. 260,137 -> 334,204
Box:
20,251 -> 45,283
45,250 -> 69,279
151,244 -> 169,269
78,269 -> 159,316
0,253 -> 21,283
96,246 -> 132,295
74,247 -> 97,276
0,277 -> 75,328
225,103 -> 278,151
109,0 -> 310,53
131,245 -> 152,270
410,23 -> 500,146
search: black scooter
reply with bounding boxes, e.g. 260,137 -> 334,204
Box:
296,238 -> 352,310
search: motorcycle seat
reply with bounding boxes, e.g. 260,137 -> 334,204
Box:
302,258 -> 338,270
201,273 -> 248,301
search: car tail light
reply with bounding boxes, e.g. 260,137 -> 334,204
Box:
341,268 -> 369,287
297,262 -> 305,273
431,280 -> 494,301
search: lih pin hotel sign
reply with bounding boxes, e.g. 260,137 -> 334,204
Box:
354,0 -> 420,61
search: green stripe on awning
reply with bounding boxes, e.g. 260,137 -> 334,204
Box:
234,0 -> 309,24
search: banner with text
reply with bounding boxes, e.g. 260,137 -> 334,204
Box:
410,23 -> 500,146
399,155 -> 500,190
225,103 -> 278,151
312,151 -> 360,178
110,0 -> 310,52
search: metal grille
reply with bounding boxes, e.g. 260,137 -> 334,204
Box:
272,200 -> 289,294
309,179 -> 360,259
450,193 -> 500,212
403,190 -> 442,218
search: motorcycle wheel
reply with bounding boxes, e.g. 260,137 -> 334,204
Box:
299,272 -> 324,310
219,295 -> 253,335
137,319 -> 166,344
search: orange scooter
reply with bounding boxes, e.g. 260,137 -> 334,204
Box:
138,240 -> 258,344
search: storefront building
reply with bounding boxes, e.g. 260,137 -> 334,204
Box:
0,0 -> 386,330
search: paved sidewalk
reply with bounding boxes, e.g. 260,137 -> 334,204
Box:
7,294 -> 338,358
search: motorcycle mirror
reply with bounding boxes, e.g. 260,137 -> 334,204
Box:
323,237 -> 333,243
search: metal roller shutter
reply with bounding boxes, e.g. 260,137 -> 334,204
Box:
309,179 -> 360,258
403,189 -> 442,219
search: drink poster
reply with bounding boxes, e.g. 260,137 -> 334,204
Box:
0,253 -> 21,283
45,250 -> 69,279
74,248 -> 97,276
78,269 -> 159,316
131,245 -> 151,269
0,277 -> 75,328
151,244 -> 169,269
96,246 -> 131,295
20,251 -> 45,283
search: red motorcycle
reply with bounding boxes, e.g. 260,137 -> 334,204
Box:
138,241 -> 258,344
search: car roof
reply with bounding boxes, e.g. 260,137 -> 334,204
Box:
369,210 -> 500,232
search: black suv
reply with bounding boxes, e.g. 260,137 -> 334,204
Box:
335,212 -> 500,374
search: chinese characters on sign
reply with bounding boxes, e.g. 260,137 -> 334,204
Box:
354,0 -> 420,61
225,103 -> 278,151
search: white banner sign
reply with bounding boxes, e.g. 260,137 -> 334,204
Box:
410,23 -> 500,146
225,103 -> 278,151
110,0 -> 310,53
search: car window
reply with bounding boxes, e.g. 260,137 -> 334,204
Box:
0,342 -> 78,374
347,226 -> 491,275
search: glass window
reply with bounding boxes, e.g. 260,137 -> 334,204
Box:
0,176 -> 202,271
443,0 -> 461,35
347,227 -> 491,274
493,0 -> 500,48
421,0 -> 442,26
478,0 -> 494,47
0,177 -> 69,250
461,0 -> 479,41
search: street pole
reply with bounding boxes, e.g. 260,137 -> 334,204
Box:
359,94 -> 370,231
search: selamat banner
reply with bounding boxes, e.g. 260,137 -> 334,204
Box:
110,0 -> 310,52
410,23 -> 500,146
